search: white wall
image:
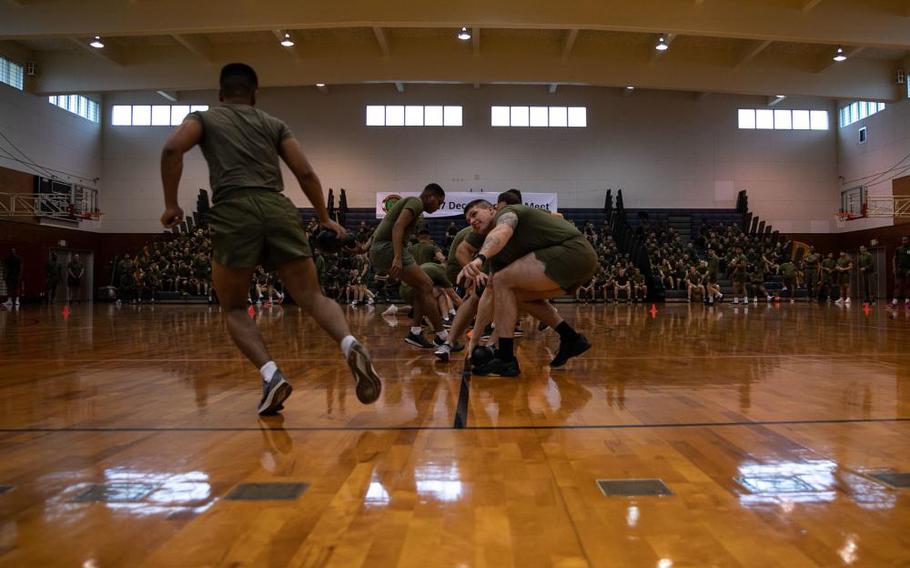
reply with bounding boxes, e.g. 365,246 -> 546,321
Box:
0,83 -> 102,219
101,84 -> 839,233
835,97 -> 910,233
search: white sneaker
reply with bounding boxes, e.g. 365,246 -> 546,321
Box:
733,298 -> 740,305
835,298 -> 844,304
382,305 -> 398,316
766,296 -> 772,302
789,299 -> 795,303
891,299 -> 898,307
845,298 -> 851,304
753,298 -> 758,304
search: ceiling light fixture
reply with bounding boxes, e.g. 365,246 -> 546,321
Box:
315,83 -> 325,87
833,46 -> 846,62
457,27 -> 472,41
89,36 -> 104,49
626,85 -> 635,90
280,32 -> 295,48
655,34 -> 669,51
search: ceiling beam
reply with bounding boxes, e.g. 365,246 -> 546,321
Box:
3,2 -> 910,50
801,0 -> 823,13
372,27 -> 390,58
472,27 -> 480,56
733,40 -> 773,70
67,36 -> 125,66
171,34 -> 214,63
561,29 -> 578,61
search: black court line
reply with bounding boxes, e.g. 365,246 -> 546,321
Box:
2,417 -> 909,434
453,355 -> 471,429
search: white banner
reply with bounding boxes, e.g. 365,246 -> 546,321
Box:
375,192 -> 558,219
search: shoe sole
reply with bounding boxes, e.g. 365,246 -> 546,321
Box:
348,344 -> 382,404
404,337 -> 434,349
258,380 -> 292,416
550,337 -> 592,368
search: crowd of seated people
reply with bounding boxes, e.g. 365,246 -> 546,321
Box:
115,228 -> 214,303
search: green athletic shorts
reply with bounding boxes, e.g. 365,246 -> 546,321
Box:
369,240 -> 415,274
534,235 -> 598,293
207,190 -> 311,268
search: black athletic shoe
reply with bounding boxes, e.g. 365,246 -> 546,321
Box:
405,332 -> 435,349
513,326 -> 524,338
346,342 -> 382,404
537,321 -> 548,332
442,317 -> 453,329
434,343 -> 452,362
258,370 -> 293,416
473,356 -> 520,377
433,334 -> 448,347
481,324 -> 494,340
550,333 -> 592,368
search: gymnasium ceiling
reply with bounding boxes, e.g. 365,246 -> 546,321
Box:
1,0 -> 909,101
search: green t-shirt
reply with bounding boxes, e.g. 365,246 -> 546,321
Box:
399,262 -> 452,303
490,205 -> 581,270
409,241 -> 441,265
707,255 -> 719,276
373,197 -> 423,243
837,256 -> 852,271
858,252 -> 874,272
805,253 -> 821,267
446,226 -> 474,277
897,246 -> 910,271
186,104 -> 293,203
731,254 -> 748,276
780,262 -> 797,279
821,258 -> 836,278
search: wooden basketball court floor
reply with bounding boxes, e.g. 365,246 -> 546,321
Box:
1,302 -> 909,567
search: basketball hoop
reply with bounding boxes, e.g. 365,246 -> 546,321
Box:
834,210 -> 860,229
80,211 -> 103,221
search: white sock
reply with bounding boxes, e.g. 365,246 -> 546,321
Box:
410,326 -> 423,335
259,361 -> 278,382
340,335 -> 357,359
436,330 -> 448,340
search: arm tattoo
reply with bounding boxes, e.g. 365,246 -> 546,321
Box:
496,212 -> 518,229
479,234 -> 502,257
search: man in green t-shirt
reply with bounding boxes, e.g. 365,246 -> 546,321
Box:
834,250 -> 853,304
369,184 -> 447,349
779,259 -> 797,303
729,246 -> 749,304
804,246 -> 821,301
820,252 -> 837,302
159,63 -> 382,415
857,244 -> 875,303
893,236 -> 910,306
408,229 -> 445,266
458,199 -> 596,376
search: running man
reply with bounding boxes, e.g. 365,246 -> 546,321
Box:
159,63 -> 382,415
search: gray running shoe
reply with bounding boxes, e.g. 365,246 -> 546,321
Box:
258,370 -> 292,416
347,342 -> 383,404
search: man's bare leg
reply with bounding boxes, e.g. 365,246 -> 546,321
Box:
399,264 -> 446,347
434,292 -> 479,361
213,263 -> 271,367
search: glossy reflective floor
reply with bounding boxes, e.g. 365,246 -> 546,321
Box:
1,302 -> 909,567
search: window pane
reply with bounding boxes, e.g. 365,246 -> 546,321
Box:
405,105 -> 424,126
858,102 -> 868,119
755,109 -> 774,129
529,106 -> 548,127
111,105 -> 132,126
737,109 -> 755,129
510,106 -> 529,127
443,106 -> 462,126
424,105 -> 443,126
152,105 -> 171,126
810,110 -> 828,130
877,102 -> 886,113
792,110 -> 810,130
568,107 -> 587,127
491,106 -> 510,127
385,105 -> 404,126
548,107 -> 567,128
774,109 -> 791,130
366,105 -> 385,126
190,105 -> 209,113
171,105 -> 190,125
132,105 -> 151,126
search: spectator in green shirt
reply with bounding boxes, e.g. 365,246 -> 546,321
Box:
857,245 -> 875,303
779,259 -> 797,303
893,236 -> 910,306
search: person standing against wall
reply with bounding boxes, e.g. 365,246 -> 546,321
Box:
835,250 -> 853,305
857,244 -> 875,304
893,236 -> 910,307
3,248 -> 22,308
67,253 -> 84,304
46,252 -> 61,304
804,246 -> 821,302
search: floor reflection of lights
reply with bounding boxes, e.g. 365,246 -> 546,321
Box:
415,463 -> 464,503
47,468 -> 214,520
735,460 -> 897,510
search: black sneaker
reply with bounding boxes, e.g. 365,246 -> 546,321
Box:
473,356 -> 520,377
433,334 -> 448,346
257,370 -> 293,416
481,324 -> 494,340
434,343 -> 452,362
442,317 -> 453,329
550,333 -> 592,368
513,326 -> 524,338
405,331 -> 435,349
346,342 -> 382,404
537,321 -> 548,331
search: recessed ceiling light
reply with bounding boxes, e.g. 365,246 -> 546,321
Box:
280,32 -> 294,48
655,34 -> 669,51
833,46 -> 846,62
89,36 -> 104,49
457,27 -> 472,41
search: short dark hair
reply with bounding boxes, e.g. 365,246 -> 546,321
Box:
497,189 -> 522,205
418,228 -> 431,236
422,183 -> 445,199
219,63 -> 258,99
464,199 -> 493,216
